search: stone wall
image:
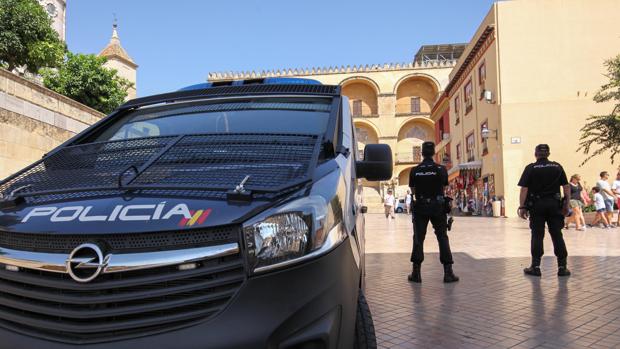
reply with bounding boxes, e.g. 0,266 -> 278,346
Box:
0,69 -> 105,179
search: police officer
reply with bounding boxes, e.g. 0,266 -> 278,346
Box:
518,144 -> 571,277
408,141 -> 459,283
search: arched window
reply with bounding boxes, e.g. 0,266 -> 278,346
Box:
355,126 -> 371,144
405,126 -> 428,140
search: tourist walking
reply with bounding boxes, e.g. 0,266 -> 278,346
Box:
384,189 -> 395,219
596,171 -> 615,226
565,174 -> 586,231
612,172 -> 620,226
408,141 -> 459,283
590,187 -> 611,228
405,190 -> 412,214
518,144 -> 571,277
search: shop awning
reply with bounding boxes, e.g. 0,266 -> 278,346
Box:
448,160 -> 482,177
459,160 -> 482,170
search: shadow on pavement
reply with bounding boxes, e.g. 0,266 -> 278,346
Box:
365,253 -> 620,348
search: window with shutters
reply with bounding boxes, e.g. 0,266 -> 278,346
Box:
352,100 -> 362,117
464,80 -> 473,114
480,120 -> 488,155
454,95 -> 460,125
466,132 -> 475,162
412,146 -> 422,163
411,97 -> 421,113
478,62 -> 486,91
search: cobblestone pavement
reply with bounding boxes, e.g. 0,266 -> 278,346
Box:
363,214 -> 620,349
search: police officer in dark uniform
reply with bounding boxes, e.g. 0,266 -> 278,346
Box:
408,141 -> 459,283
518,144 -> 571,277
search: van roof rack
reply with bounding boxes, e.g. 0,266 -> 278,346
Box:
121,82 -> 339,111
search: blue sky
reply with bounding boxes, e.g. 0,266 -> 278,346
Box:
67,0 -> 496,97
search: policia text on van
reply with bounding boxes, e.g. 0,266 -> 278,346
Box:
0,79 -> 393,349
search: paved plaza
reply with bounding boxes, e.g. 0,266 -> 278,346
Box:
363,214 -> 620,349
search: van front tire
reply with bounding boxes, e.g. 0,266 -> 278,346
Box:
353,290 -> 377,349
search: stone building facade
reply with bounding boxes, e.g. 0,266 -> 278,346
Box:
0,69 -> 104,179
208,48 -> 464,210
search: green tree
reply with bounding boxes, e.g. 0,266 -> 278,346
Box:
579,55 -> 620,164
41,53 -> 133,114
0,0 -> 65,72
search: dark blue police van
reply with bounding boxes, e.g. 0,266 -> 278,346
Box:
0,78 -> 392,348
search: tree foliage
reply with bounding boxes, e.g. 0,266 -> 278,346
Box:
579,55 -> 620,165
41,53 -> 133,114
0,0 -> 65,72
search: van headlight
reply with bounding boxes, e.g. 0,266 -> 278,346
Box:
243,195 -> 345,273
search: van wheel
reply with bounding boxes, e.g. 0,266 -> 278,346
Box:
354,290 -> 377,349
395,207 -> 403,213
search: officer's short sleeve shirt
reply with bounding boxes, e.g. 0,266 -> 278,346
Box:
518,165 -> 533,188
409,159 -> 447,197
440,166 -> 448,186
558,166 -> 568,186
518,160 -> 568,195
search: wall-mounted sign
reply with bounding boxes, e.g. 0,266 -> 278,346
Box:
511,137 -> 521,144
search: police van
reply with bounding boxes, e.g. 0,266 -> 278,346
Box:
0,78 -> 392,349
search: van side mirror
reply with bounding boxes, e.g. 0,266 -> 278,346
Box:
356,144 -> 392,181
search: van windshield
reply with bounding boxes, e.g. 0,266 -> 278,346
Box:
91,97 -> 332,142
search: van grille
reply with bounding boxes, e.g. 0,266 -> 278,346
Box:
0,228 -> 245,343
0,226 -> 239,253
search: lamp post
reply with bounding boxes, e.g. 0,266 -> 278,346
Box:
481,126 -> 498,140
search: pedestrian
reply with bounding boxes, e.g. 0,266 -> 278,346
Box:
408,141 -> 459,283
518,144 -> 571,277
590,187 -> 611,228
612,172 -> 620,226
384,189 -> 395,219
564,174 -> 586,231
405,190 -> 412,214
596,171 -> 615,226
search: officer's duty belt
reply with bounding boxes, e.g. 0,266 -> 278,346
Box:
415,195 -> 445,203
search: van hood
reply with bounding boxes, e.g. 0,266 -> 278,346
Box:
0,133 -> 321,234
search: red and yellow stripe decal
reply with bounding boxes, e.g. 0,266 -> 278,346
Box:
178,209 -> 212,227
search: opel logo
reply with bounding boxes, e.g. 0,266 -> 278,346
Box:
66,243 -> 109,283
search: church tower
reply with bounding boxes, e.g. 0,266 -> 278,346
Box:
38,0 -> 66,41
98,23 -> 138,100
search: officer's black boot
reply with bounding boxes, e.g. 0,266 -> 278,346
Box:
557,266 -> 571,276
556,257 -> 571,276
443,264 -> 459,283
407,263 -> 421,283
523,265 -> 542,276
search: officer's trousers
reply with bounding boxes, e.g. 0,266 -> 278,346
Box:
410,202 -> 454,265
529,197 -> 568,266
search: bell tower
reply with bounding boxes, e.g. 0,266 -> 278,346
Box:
98,21 -> 138,100
38,0 -> 66,41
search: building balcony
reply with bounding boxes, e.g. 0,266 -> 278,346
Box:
352,113 -> 379,118
396,111 -> 431,118
395,152 -> 422,164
